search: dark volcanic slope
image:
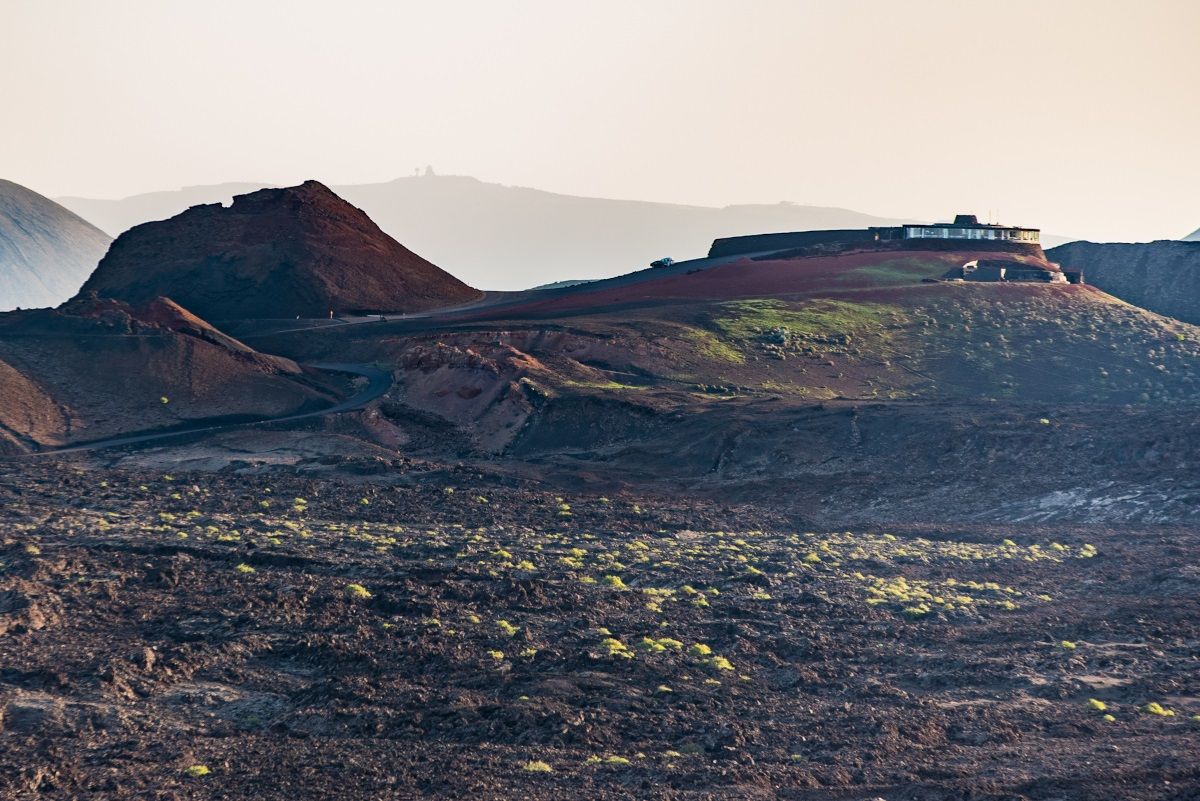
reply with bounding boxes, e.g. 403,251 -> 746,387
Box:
77,181 -> 481,320
0,297 -> 335,452
1047,240 -> 1200,325
0,179 -> 112,312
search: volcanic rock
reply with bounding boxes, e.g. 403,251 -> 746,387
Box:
0,296 -> 334,451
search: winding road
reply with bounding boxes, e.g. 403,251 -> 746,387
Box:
30,250 -> 787,456
35,363 -> 393,455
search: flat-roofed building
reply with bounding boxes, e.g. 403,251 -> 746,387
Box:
902,214 -> 1039,244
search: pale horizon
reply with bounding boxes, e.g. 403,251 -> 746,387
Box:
6,0 -> 1199,242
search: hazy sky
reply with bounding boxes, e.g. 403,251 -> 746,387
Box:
4,0 -> 1198,241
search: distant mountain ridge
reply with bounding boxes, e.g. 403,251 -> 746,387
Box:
60,176 -> 925,290
58,182 -> 270,236
58,176 -> 1085,291
1183,227 -> 1200,242
77,181 -> 481,319
0,179 -> 112,311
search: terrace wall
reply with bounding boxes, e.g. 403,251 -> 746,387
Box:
707,229 -> 876,259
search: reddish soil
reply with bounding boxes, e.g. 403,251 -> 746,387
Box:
1,463 -> 1197,800
483,250 -> 1055,319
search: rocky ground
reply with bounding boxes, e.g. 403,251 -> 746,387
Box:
1,461 -> 1197,800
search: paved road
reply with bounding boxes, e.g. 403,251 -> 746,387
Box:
30,363 -> 393,455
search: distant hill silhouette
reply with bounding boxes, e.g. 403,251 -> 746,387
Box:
59,182 -> 269,236
1183,227 -> 1200,242
59,176 -> 1082,291
59,176 -> 925,290
76,181 -> 481,319
0,179 -> 112,311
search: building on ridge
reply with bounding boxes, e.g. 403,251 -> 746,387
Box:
874,214 -> 1039,244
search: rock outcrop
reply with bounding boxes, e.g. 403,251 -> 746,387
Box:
76,181 -> 481,319
1047,240 -> 1200,325
0,179 -> 112,311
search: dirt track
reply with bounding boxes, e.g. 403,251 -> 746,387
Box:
30,363 -> 391,455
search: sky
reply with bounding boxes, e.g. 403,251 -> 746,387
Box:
3,0 -> 1198,242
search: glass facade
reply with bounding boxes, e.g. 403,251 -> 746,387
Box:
903,225 -> 1038,243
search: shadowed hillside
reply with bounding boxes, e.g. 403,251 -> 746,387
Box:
0,297 -> 337,452
1047,240 -> 1200,325
0,180 -> 111,311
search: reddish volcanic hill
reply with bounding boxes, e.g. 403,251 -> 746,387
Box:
75,181 -> 482,320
